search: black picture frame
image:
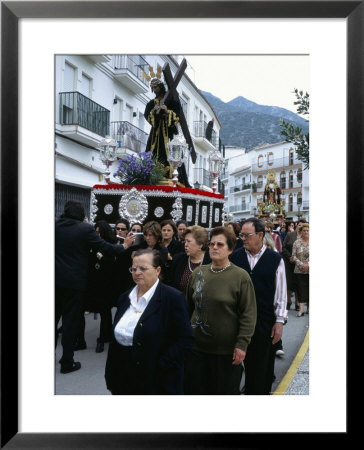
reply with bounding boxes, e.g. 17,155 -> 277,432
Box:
1,1 -> 358,447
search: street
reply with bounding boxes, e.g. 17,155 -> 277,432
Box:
55,306 -> 309,395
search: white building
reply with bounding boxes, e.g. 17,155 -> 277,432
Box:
55,54 -> 222,219
222,142 -> 309,222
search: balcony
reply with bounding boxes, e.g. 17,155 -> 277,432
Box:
193,167 -> 211,188
229,203 -> 250,213
230,183 -> 251,194
285,200 -> 309,215
113,55 -> 149,94
220,170 -> 229,181
252,155 -> 301,173
58,92 -> 110,146
193,121 -> 218,151
302,200 -> 309,210
88,55 -> 111,64
110,121 -> 149,154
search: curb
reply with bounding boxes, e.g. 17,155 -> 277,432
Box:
272,328 -> 309,395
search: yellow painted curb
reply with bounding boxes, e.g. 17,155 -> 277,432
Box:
273,329 -> 309,395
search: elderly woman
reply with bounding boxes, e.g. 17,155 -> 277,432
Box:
185,226 -> 257,395
169,225 -> 211,294
292,223 -> 310,316
105,249 -> 194,395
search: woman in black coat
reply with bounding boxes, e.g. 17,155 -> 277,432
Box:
78,221 -> 119,353
105,249 -> 194,395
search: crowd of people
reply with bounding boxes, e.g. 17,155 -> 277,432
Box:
55,200 -> 309,394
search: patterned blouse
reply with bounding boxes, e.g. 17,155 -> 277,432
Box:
292,239 -> 309,274
179,260 -> 202,294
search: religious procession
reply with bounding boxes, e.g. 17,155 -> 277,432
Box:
55,54 -> 309,396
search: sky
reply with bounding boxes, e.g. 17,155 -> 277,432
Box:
184,55 -> 309,114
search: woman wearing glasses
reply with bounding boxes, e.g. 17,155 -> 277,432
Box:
184,226 -> 257,395
114,218 -> 130,243
105,249 -> 194,395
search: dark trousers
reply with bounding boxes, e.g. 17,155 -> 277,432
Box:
55,286 -> 83,367
244,329 -> 276,395
184,349 -> 243,395
78,308 -> 113,344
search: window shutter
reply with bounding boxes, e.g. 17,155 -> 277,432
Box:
64,62 -> 75,91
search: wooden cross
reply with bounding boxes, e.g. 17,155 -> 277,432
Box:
161,58 -> 197,164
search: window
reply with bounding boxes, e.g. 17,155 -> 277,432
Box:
81,73 -> 91,98
180,95 -> 188,117
257,175 -> 263,188
289,148 -> 294,165
268,152 -> 274,165
280,171 -> 286,189
289,171 -> 294,188
288,194 -> 293,212
257,154 -> 263,168
297,168 -> 302,183
64,61 -> 76,91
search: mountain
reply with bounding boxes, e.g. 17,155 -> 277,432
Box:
201,91 -> 309,150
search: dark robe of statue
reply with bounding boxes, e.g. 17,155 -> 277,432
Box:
144,84 -> 191,188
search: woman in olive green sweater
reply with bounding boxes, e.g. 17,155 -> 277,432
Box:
185,226 -> 257,395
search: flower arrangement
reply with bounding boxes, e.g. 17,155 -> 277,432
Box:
113,152 -> 167,185
262,202 -> 282,214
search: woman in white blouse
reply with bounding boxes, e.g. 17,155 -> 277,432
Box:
105,249 -> 194,395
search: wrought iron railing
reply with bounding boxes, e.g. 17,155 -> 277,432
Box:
252,155 -> 301,172
229,203 -> 250,212
193,121 -> 218,147
110,121 -> 149,153
59,92 -> 110,137
113,55 -> 149,86
230,183 -> 251,194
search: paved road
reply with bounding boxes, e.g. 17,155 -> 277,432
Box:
55,306 -> 309,395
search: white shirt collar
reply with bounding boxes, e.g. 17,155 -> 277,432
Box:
245,244 -> 266,258
129,279 -> 160,308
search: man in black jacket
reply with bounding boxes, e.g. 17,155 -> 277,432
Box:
55,201 -> 135,373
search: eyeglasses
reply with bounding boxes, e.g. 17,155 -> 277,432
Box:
128,266 -> 155,273
209,241 -> 225,248
131,228 -> 141,232
116,227 -> 128,231
240,232 -> 258,239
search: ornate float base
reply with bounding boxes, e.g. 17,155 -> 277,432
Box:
90,184 -> 225,228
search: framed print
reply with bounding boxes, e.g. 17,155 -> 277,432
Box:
1,0 -> 360,447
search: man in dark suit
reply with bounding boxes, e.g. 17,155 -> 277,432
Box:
105,249 -> 194,394
55,200 -> 135,374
